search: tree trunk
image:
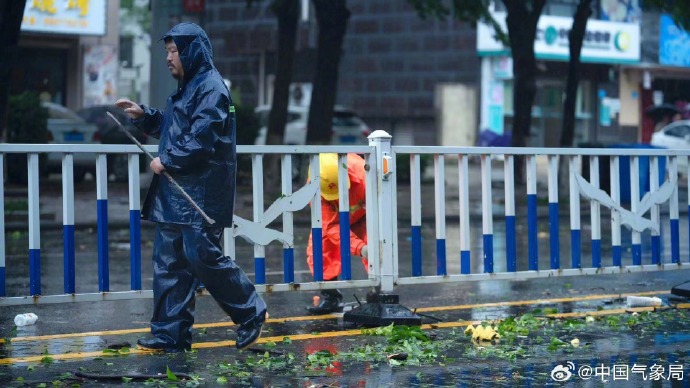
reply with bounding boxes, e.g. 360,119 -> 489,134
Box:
503,0 -> 546,182
306,0 -> 350,145
263,0 -> 299,190
558,0 -> 591,196
0,1 -> 27,141
267,0 -> 299,146
560,0 -> 591,148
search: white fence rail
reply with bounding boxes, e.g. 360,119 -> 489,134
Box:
1,136 -> 690,305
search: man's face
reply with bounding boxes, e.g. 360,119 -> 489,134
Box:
165,40 -> 184,80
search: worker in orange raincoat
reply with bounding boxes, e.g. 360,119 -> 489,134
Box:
306,153 -> 369,314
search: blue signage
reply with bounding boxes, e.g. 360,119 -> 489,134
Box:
659,14 -> 690,67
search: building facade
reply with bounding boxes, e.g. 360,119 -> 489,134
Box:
478,1 -> 643,148
625,8 -> 690,143
148,0 -> 481,146
14,0 -> 120,112
147,0 -> 690,148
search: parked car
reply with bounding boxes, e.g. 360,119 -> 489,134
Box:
253,105 -> 372,146
42,102 -> 100,181
650,119 -> 690,168
77,105 -> 151,181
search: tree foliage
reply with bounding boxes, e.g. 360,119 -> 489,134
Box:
646,0 -> 690,30
407,0 -> 507,43
120,0 -> 151,33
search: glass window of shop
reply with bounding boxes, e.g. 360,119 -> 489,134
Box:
502,78 -> 594,147
11,47 -> 67,105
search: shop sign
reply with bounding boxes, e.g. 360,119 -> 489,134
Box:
183,0 -> 205,13
21,0 -> 106,36
477,12 -> 640,64
659,14 -> 690,67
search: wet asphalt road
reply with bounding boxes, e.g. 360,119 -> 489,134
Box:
2,169 -> 690,386
1,223 -> 690,386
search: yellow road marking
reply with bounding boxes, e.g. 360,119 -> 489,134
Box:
413,290 -> 663,313
0,290 -> 684,365
1,314 -> 339,344
2,303 -> 686,365
1,290 -> 665,344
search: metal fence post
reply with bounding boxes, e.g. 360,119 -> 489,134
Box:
368,130 -> 394,293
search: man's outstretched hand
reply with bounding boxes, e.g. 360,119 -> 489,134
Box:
361,245 -> 368,258
115,98 -> 144,119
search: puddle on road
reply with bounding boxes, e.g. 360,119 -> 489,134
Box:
1,301 -> 689,386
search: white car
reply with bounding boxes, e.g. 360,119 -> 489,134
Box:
650,119 -> 690,168
43,102 -> 100,181
254,105 -> 372,146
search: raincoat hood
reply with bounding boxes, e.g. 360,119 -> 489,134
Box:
161,22 -> 214,82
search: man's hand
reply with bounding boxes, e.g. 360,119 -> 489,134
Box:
150,157 -> 166,175
115,98 -> 144,119
361,245 -> 368,258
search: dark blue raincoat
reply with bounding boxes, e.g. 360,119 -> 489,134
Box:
131,23 -> 265,351
136,23 -> 235,227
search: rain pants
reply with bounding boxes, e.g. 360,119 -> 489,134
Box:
307,154 -> 369,281
132,22 -> 265,349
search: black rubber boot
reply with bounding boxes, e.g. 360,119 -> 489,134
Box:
136,337 -> 189,353
307,289 -> 344,315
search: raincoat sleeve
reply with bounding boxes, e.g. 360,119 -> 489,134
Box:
322,201 -> 367,257
159,90 -> 228,173
131,104 -> 163,139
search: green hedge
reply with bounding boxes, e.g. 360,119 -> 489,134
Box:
6,92 -> 49,183
235,104 -> 260,182
395,153 -> 432,182
6,92 -> 49,143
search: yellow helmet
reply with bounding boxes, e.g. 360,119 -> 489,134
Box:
310,153 -> 350,201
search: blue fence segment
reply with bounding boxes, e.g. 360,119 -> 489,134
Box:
671,219 -> 680,264
63,225 -> 75,294
5,143 -> 690,305
283,248 -> 294,283
411,225 -> 422,276
592,239 -> 601,268
505,215 -> 516,272
312,228 -> 323,281
527,194 -> 538,271
338,211 -> 351,281
651,236 -> 661,264
0,267 -> 5,297
461,250 -> 471,274
129,210 -> 142,290
97,199 -> 109,292
483,234 -> 493,273
436,239 -> 446,276
632,244 -> 642,265
548,203 -> 560,270
255,257 -> 266,284
613,245 -> 622,267
571,229 -> 581,269
29,248 -> 41,296
611,150 -> 666,204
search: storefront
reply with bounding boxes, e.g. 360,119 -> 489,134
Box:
477,12 -> 641,147
13,0 -> 118,111
625,13 -> 690,143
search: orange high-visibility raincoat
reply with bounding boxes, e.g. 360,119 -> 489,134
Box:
307,153 -> 368,280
